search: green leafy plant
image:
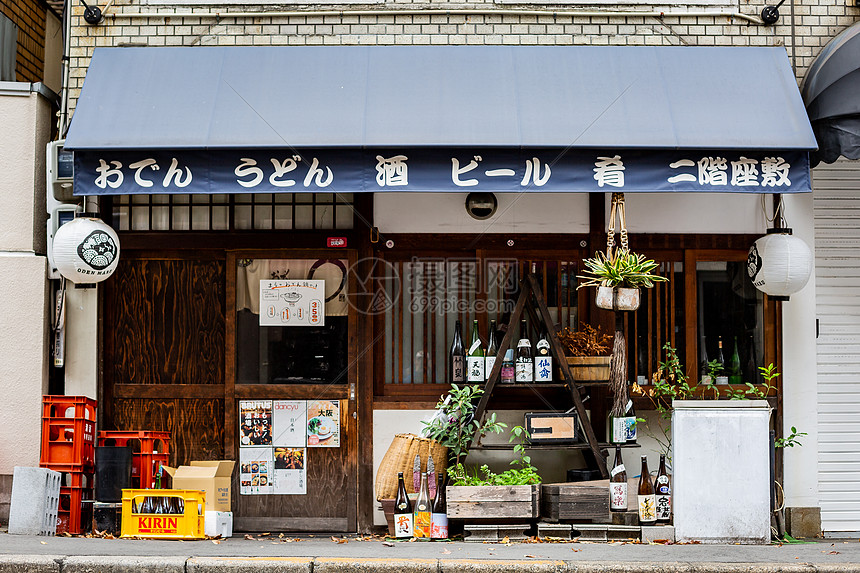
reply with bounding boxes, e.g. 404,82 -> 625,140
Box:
724,363 -> 779,400
775,426 -> 807,448
633,343 -> 698,458
447,425 -> 542,486
421,384 -> 506,464
576,250 -> 669,290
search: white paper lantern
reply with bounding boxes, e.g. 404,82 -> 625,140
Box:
52,216 -> 120,284
747,229 -> 812,300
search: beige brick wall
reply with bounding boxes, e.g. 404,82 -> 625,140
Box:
66,0 -> 860,114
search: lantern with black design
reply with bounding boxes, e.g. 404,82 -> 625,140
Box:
51,215 -> 121,286
747,227 -> 812,301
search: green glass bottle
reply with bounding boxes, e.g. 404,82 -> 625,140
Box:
729,336 -> 743,385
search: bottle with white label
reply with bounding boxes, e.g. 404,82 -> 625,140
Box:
515,319 -> 533,383
466,319 -> 485,383
609,445 -> 628,512
637,456 -> 657,525
655,454 -> 672,523
535,327 -> 552,382
394,472 -> 413,538
624,398 -> 637,443
485,319 -> 498,381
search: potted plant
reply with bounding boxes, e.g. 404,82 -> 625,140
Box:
577,250 -> 668,311
445,426 -> 542,520
558,324 -> 613,381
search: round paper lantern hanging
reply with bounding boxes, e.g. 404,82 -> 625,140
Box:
52,216 -> 120,284
747,228 -> 812,301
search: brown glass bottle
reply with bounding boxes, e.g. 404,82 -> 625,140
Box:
655,454 -> 672,523
393,472 -> 413,538
637,455 -> 656,525
430,473 -> 448,539
609,445 -> 628,512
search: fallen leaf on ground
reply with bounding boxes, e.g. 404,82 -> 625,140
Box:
259,532 -> 271,537
211,540 -> 221,544
571,548 -> 581,552
244,534 -> 255,540
827,551 -> 841,555
382,541 -> 394,547
442,549 -> 452,554
40,541 -> 47,545
502,536 -> 510,543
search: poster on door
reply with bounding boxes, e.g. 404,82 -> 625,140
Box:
273,447 -> 307,494
306,400 -> 340,447
239,400 -> 272,446
239,447 -> 273,495
273,400 -> 307,448
259,279 -> 325,326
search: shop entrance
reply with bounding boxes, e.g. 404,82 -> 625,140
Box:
227,251 -> 358,532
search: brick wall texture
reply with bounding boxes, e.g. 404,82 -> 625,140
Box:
67,0 -> 859,114
1,0 -> 46,83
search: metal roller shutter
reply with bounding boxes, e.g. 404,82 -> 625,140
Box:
814,158 -> 860,535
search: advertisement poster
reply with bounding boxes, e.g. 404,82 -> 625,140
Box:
273,447 -> 307,494
272,400 -> 307,447
307,400 -> 340,447
239,447 -> 273,495
259,279 -> 325,327
239,400 -> 273,446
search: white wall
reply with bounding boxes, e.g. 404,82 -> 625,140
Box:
780,192 -> 818,509
374,192 -> 589,234
374,192 -> 767,235
0,87 -> 53,473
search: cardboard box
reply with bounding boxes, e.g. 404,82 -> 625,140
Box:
204,510 -> 233,538
163,461 -> 234,512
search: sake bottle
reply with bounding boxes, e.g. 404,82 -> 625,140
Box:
430,473 -> 448,539
637,456 -> 657,525
413,471 -> 432,540
466,319 -> 485,383
394,472 -> 413,539
485,319 -> 498,381
515,320 -> 533,383
655,454 -> 672,524
535,327 -> 552,382
449,320 -> 465,384
609,445 -> 628,512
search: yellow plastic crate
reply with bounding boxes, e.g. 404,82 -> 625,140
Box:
121,489 -> 205,539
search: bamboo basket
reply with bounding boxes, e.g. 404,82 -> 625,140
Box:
375,433 -> 448,501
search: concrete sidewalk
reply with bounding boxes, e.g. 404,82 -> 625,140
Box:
1,531 -> 860,572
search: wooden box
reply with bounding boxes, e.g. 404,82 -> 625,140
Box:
566,356 -> 611,382
446,485 -> 540,520
525,412 -> 580,444
540,482 -> 610,523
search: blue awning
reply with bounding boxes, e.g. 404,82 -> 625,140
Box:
64,45 -> 816,194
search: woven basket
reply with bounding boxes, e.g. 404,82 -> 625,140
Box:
375,433 -> 448,501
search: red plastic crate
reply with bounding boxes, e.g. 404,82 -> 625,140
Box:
57,485 -> 93,535
42,395 -> 97,421
97,431 -> 170,489
41,417 -> 96,466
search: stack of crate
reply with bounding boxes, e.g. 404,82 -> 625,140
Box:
97,431 -> 170,489
39,396 -> 97,535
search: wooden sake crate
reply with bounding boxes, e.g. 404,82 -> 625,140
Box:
446,485 -> 540,520
540,482 -> 611,523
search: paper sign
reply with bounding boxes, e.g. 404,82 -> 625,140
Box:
273,447 -> 307,494
239,447 -> 273,495
239,400 -> 272,446
273,400 -> 307,448
260,280 -> 325,326
307,400 -> 340,448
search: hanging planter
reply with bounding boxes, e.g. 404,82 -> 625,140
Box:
596,285 -> 641,311
576,193 -> 668,422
